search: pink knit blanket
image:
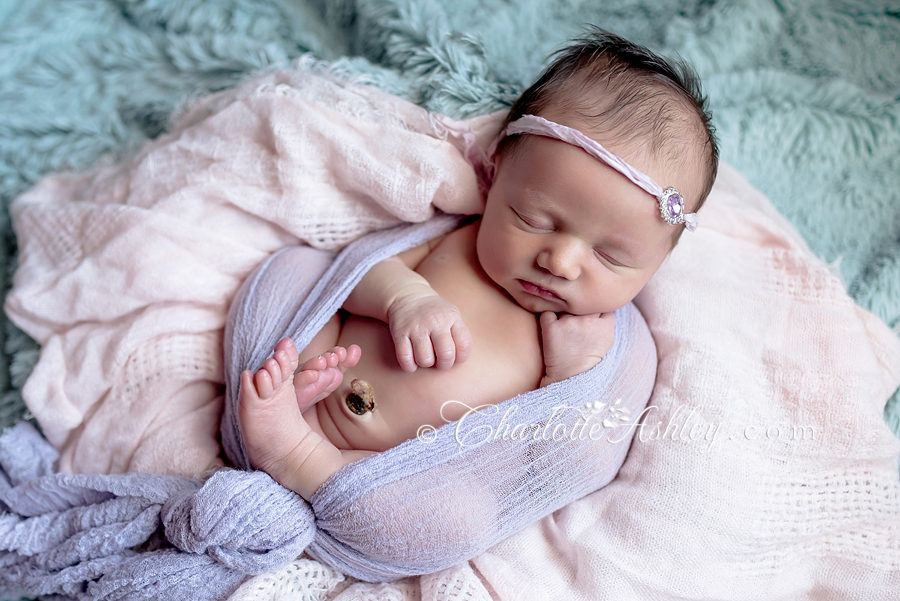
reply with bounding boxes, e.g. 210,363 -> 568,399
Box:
4,67 -> 493,477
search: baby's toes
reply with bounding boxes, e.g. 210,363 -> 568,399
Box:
253,367 -> 275,398
274,337 -> 299,362
323,345 -> 360,371
299,354 -> 327,373
240,370 -> 259,400
274,349 -> 298,382
322,349 -> 343,368
263,357 -> 285,390
339,345 -> 361,371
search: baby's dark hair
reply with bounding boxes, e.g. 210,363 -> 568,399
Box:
500,28 -> 719,238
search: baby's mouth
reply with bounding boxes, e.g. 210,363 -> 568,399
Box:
518,279 -> 561,301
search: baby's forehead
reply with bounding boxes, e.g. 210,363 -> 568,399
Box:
505,111 -> 706,222
495,133 -> 687,254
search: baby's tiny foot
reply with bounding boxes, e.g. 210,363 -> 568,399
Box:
293,344 -> 361,412
239,338 -> 313,478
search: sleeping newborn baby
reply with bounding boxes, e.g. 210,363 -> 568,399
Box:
239,29 -> 719,501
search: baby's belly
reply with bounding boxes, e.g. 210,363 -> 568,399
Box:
313,305 -> 543,453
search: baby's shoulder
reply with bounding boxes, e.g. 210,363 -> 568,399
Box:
425,218 -> 480,255
396,218 -> 480,268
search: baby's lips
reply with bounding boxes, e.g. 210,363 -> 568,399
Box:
518,278 -> 563,301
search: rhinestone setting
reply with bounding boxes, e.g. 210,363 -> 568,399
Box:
658,187 -> 686,226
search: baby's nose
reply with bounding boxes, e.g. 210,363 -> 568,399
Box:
537,240 -> 581,280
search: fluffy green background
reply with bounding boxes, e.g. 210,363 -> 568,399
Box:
1,0 -> 899,439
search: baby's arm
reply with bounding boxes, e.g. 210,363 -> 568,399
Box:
539,312 -> 616,387
342,239 -> 472,372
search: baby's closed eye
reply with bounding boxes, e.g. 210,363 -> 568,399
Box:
513,208 -> 554,231
593,249 -> 628,268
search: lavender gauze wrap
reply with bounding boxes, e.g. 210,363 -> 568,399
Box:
0,214 -> 656,599
220,213 -> 658,577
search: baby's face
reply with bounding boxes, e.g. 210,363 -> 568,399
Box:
476,116 -> 703,316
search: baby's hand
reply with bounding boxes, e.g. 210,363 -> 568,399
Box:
387,291 -> 472,372
540,311 -> 616,387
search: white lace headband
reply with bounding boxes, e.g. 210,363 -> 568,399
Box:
489,114 -> 698,231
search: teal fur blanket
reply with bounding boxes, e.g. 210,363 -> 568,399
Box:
0,1 -> 898,445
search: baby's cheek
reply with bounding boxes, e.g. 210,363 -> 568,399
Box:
581,273 -> 631,315
475,243 -> 503,284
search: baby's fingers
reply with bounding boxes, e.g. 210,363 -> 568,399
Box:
394,336 -> 418,373
411,334 -> 436,370
431,329 -> 458,370
539,311 -> 558,330
450,321 -> 472,365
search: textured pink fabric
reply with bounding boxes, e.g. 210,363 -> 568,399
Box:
4,67 -> 496,477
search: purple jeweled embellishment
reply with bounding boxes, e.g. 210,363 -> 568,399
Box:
668,194 -> 682,215
658,187 -> 685,226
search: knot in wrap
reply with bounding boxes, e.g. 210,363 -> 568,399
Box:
161,469 -> 316,574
